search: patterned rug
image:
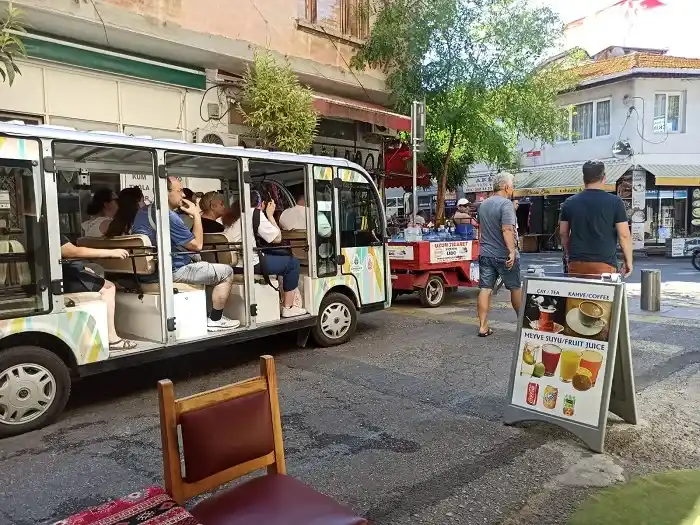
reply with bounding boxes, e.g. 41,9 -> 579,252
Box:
52,486 -> 201,525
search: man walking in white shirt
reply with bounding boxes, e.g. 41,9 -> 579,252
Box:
279,190 -> 332,237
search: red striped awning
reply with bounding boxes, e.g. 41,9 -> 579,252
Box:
312,94 -> 411,131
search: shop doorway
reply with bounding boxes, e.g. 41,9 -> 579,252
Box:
645,189 -> 687,244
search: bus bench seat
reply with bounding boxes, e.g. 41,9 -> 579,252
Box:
201,234 -> 278,286
202,233 -> 239,266
77,235 -> 157,275
281,230 -> 308,263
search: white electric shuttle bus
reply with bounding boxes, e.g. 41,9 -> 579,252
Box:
0,122 -> 390,437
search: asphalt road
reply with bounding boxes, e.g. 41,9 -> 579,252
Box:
1,279 -> 700,524
521,252 -> 700,284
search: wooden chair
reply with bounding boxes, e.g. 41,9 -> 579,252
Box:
157,355 -> 367,525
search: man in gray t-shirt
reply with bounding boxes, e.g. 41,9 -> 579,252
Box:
476,172 -> 522,337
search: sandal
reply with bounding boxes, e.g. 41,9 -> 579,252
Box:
109,339 -> 137,351
478,328 -> 494,338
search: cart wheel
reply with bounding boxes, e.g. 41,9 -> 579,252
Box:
419,276 -> 445,308
392,290 -> 401,302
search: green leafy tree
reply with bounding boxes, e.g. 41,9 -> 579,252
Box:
0,6 -> 26,86
352,0 -> 580,222
238,51 -> 319,154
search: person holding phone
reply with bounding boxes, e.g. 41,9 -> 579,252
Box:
132,177 -> 239,332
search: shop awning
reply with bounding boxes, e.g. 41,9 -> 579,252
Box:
312,94 -> 411,131
513,162 -> 632,197
639,164 -> 700,186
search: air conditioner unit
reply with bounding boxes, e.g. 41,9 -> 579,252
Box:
193,128 -> 239,147
370,124 -> 398,138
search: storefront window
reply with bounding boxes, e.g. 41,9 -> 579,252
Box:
644,189 -> 687,243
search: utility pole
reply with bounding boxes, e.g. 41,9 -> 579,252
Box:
410,100 -> 426,223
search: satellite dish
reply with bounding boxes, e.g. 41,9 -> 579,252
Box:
612,140 -> 633,158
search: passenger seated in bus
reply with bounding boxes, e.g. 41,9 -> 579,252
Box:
82,188 -> 118,238
132,177 -> 239,332
279,189 -> 332,237
105,187 -> 145,237
60,236 -> 137,351
198,191 -> 226,234
224,191 -> 307,318
194,191 -> 204,207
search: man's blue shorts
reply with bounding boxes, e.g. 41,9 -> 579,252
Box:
478,256 -> 522,290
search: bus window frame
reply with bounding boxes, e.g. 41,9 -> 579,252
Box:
0,135 -> 52,320
337,166 -> 387,248
312,165 -> 338,278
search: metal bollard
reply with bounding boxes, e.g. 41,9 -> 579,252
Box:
640,269 -> 661,312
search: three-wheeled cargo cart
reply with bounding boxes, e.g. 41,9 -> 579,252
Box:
388,239 -> 480,307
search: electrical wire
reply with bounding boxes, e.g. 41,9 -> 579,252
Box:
631,106 -> 669,145
90,0 -> 111,47
319,26 -> 375,104
199,83 -> 236,123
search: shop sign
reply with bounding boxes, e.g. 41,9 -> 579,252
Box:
505,274 -> 637,453
464,175 -> 495,193
429,241 -> 472,263
513,185 -> 617,197
653,116 -> 666,134
670,237 -> 700,257
388,244 -> 414,261
656,177 -> 700,186
631,169 -> 646,250
122,173 -> 155,206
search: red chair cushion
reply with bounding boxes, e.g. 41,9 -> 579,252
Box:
190,474 -> 367,525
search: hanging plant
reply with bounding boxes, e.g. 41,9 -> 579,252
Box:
238,51 -> 319,154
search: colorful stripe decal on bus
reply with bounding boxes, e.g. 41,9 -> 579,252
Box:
341,246 -> 385,304
314,166 -> 333,181
0,311 -> 108,365
311,275 -> 360,310
338,168 -> 369,184
0,137 -> 41,161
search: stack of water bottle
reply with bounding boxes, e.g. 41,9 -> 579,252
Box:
392,220 -> 478,242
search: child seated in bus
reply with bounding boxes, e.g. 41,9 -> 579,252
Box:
223,191 -> 307,318
132,177 -> 240,332
60,236 -> 137,351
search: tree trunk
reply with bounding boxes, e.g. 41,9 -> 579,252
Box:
436,132 -> 456,224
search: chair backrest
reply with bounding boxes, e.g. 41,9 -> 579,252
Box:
157,355 -> 286,505
201,233 -> 239,266
281,230 -> 308,262
77,235 -> 156,275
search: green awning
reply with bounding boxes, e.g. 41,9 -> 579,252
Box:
23,33 -> 206,90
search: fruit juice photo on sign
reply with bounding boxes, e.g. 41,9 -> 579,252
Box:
510,279 -> 616,427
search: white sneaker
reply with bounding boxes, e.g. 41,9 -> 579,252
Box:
207,316 -> 241,331
282,306 -> 307,318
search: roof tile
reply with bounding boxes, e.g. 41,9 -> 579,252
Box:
572,53 -> 700,81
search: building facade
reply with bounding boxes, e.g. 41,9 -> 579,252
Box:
465,50 -> 700,255
0,0 -> 410,193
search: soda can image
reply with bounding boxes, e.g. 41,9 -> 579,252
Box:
543,385 -> 558,409
563,394 -> 576,416
526,382 -> 539,406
